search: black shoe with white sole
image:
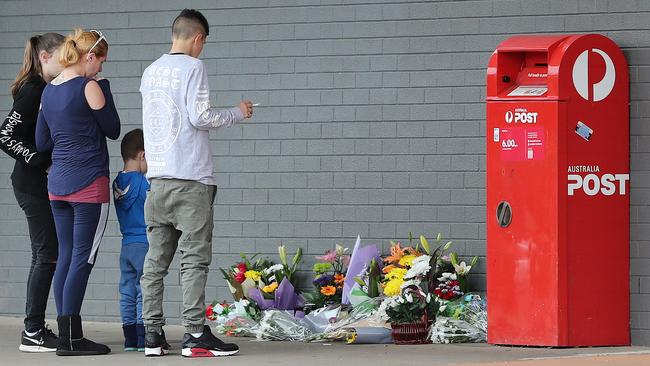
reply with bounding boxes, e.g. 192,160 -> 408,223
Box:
181,325 -> 239,358
19,326 -> 58,353
144,327 -> 170,357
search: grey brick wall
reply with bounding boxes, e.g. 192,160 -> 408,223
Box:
0,0 -> 649,345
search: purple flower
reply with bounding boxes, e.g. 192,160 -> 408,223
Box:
313,274 -> 334,287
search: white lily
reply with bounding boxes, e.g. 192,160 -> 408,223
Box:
335,244 -> 348,256
453,261 -> 472,276
404,255 -> 431,279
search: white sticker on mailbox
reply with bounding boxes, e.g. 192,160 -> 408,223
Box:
507,86 -> 548,97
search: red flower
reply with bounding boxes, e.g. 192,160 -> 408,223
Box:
206,304 -> 214,320
236,262 -> 247,272
234,271 -> 246,283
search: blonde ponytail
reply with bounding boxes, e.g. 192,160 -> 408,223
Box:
58,28 -> 108,67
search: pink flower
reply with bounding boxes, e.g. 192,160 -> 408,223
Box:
317,250 -> 337,263
342,255 -> 351,266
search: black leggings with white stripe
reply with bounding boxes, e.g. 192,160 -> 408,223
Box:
50,201 -> 109,316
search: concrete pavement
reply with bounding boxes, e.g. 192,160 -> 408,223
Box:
1,316 -> 649,365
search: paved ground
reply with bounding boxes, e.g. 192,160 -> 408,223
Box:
2,316 -> 649,365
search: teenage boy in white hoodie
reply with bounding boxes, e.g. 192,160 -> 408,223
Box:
139,8 -> 253,358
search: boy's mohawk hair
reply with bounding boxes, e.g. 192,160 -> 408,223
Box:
172,8 -> 210,39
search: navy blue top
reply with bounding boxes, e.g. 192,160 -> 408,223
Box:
113,171 -> 149,246
36,77 -> 120,195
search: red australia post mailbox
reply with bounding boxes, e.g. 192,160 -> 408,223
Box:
486,34 -> 630,346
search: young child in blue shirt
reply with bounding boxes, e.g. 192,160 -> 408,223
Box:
113,128 -> 149,351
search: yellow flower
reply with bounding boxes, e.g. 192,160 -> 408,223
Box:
386,268 -> 407,281
383,278 -> 404,297
245,270 -> 261,282
320,285 -> 337,296
398,254 -> 417,267
262,282 -> 278,293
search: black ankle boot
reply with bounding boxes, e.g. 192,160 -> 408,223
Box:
56,315 -> 111,356
123,324 -> 138,351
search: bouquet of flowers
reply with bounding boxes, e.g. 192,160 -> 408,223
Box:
219,253 -> 274,301
434,252 -> 479,303
304,244 -> 350,308
378,233 -> 453,344
350,257 -> 383,306
342,235 -> 382,305
248,245 -> 305,312
205,299 -> 262,337
381,233 -> 451,297
382,287 -> 438,324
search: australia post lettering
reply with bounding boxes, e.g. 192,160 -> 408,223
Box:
567,165 -> 629,196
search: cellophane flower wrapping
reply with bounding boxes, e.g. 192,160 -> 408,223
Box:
429,293 -> 487,343
248,277 -> 305,311
255,310 -> 313,342
315,298 -> 390,342
428,318 -> 486,344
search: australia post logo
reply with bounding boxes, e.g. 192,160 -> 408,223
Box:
567,165 -> 629,196
505,108 -> 538,124
572,48 -> 615,102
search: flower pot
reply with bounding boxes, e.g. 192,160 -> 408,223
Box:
390,320 -> 432,345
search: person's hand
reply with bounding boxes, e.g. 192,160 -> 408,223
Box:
239,100 -> 254,119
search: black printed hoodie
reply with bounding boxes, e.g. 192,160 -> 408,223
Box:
0,76 -> 51,198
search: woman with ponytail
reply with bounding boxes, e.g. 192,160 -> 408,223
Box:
35,28 -> 120,356
1,33 -> 64,353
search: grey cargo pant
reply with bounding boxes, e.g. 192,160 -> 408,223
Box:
140,179 -> 216,333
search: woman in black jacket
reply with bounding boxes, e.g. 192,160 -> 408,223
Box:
0,33 -> 65,353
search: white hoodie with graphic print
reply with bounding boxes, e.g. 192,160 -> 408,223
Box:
140,54 -> 244,185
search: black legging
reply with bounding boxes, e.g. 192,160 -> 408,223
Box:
14,188 -> 58,332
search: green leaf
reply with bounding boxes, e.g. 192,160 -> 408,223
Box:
437,232 -> 442,242
354,277 -> 366,287
470,256 -> 479,267
218,268 -> 232,282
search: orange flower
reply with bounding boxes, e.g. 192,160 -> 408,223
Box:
404,246 -> 422,256
320,285 -> 337,296
334,273 -> 345,285
384,243 -> 405,264
382,264 -> 397,274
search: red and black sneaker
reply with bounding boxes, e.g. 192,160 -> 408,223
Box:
181,326 -> 239,358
